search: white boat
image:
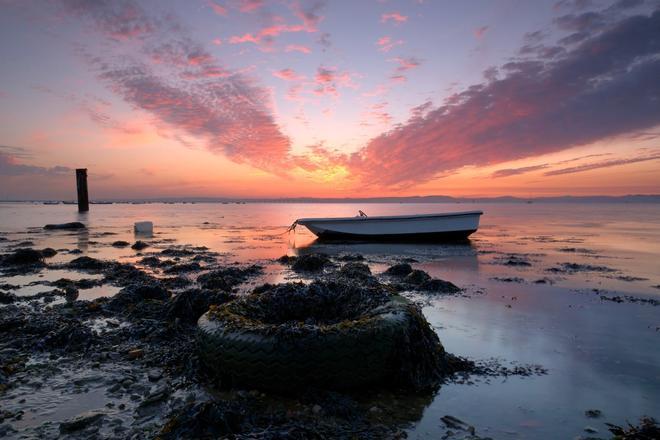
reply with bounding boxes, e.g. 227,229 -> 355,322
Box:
293,210 -> 483,242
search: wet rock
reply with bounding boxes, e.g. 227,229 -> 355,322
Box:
44,222 -> 86,230
197,265 -> 262,290
128,348 -> 144,359
109,283 -> 171,311
148,369 -> 163,382
111,240 -> 130,248
384,263 -> 413,277
0,291 -> 17,304
336,254 -> 365,262
501,255 -> 532,266
131,240 -> 150,251
276,255 -> 296,264
492,277 -> 525,283
585,409 -> 602,418
1,248 -> 44,266
139,384 -> 171,407
338,262 -> 373,280
164,262 -> 201,274
59,410 -> 104,433
158,401 -> 243,439
161,247 -> 196,257
291,253 -> 330,272
68,256 -> 105,271
167,289 -> 233,324
607,416 -> 659,439
418,278 -> 461,293
404,269 -> 432,285
140,256 -> 162,267
41,248 -> 58,258
547,263 -> 616,274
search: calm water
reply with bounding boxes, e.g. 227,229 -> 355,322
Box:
1,202 -> 659,439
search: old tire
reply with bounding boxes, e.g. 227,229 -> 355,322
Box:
197,292 -> 413,391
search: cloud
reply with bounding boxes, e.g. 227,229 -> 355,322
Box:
56,0 -> 293,175
0,146 -> 72,177
474,26 -> 489,39
390,56 -> 421,73
285,44 -> 311,54
312,66 -> 357,96
381,12 -> 408,24
208,0 -> 228,16
376,36 -> 403,52
317,32 -> 331,51
544,153 -> 660,176
273,68 -> 304,81
237,0 -> 263,13
337,8 -> 660,187
492,164 -> 549,178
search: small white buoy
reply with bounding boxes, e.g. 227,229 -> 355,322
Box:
134,221 -> 153,234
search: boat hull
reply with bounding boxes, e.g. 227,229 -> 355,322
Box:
296,211 -> 482,242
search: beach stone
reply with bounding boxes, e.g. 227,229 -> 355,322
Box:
1,248 -> 44,266
44,222 -> 86,230
41,248 -> 58,258
585,409 -> 602,418
128,349 -> 144,359
59,410 -> 105,433
147,369 -> 162,382
405,269 -> 432,285
384,263 -> 413,277
131,241 -> 149,251
68,256 -> 105,271
112,241 -> 130,248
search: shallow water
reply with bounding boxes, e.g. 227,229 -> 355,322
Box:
1,201 -> 659,438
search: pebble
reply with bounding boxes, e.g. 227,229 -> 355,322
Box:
147,369 -> 162,382
312,405 -> 322,414
59,411 -> 105,433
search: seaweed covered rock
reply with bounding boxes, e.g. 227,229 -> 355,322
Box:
291,253 -> 331,272
43,222 -> 85,230
167,289 -> 233,324
1,248 -> 44,266
384,263 -> 413,277
198,280 -> 455,391
41,248 -> 58,258
131,240 -> 150,251
338,262 -> 374,281
67,256 -> 105,271
197,265 -> 262,291
109,283 -> 171,311
111,240 -> 130,248
405,269 -> 432,285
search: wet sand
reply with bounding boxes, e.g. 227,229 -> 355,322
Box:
0,202 -> 658,439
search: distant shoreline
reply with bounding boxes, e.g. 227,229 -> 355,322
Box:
1,195 -> 659,204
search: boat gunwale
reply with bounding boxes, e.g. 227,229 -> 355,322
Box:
296,210 -> 483,224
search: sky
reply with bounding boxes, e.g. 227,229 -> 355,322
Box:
0,0 -> 659,200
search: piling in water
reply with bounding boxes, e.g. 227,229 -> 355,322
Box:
76,168 -> 89,212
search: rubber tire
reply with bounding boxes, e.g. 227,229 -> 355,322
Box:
197,295 -> 412,391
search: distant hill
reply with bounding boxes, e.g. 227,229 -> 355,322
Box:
5,194 -> 658,204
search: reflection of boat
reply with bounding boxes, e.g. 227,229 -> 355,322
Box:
294,210 -> 483,242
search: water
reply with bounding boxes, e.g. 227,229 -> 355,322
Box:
1,202 -> 659,438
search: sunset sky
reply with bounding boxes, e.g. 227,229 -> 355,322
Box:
0,0 -> 659,200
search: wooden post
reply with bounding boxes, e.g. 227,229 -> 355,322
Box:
76,168 -> 89,212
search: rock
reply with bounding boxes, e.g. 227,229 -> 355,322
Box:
131,241 -> 149,251
109,283 -> 171,310
312,404 -> 322,414
44,222 -> 86,230
291,253 -> 330,272
277,255 -> 297,264
41,248 -> 58,258
139,384 -> 170,406
338,262 -> 373,280
0,291 -> 17,304
197,265 -> 262,290
68,256 -> 105,271
163,262 -> 201,274
1,248 -> 44,266
384,263 -> 413,277
59,410 -> 105,433
147,369 -> 163,382
418,278 -> 461,294
111,241 -> 130,248
584,426 -> 598,433
404,269 -> 432,285
585,409 -> 602,418
336,254 -> 365,261
167,289 -> 232,324
128,349 -> 144,359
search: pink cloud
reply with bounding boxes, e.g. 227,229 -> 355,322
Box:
285,44 -> 312,54
212,38 -> 222,45
381,12 -> 408,25
390,56 -> 421,72
361,102 -> 392,127
273,68 -> 305,81
312,66 -> 358,96
238,0 -> 264,13
376,36 -> 403,52
208,0 -> 227,16
474,25 -> 489,39
58,0 -> 293,175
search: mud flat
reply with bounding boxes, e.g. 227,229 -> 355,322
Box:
1,201 -> 659,439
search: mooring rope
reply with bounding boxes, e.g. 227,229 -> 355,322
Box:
284,220 -> 298,234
